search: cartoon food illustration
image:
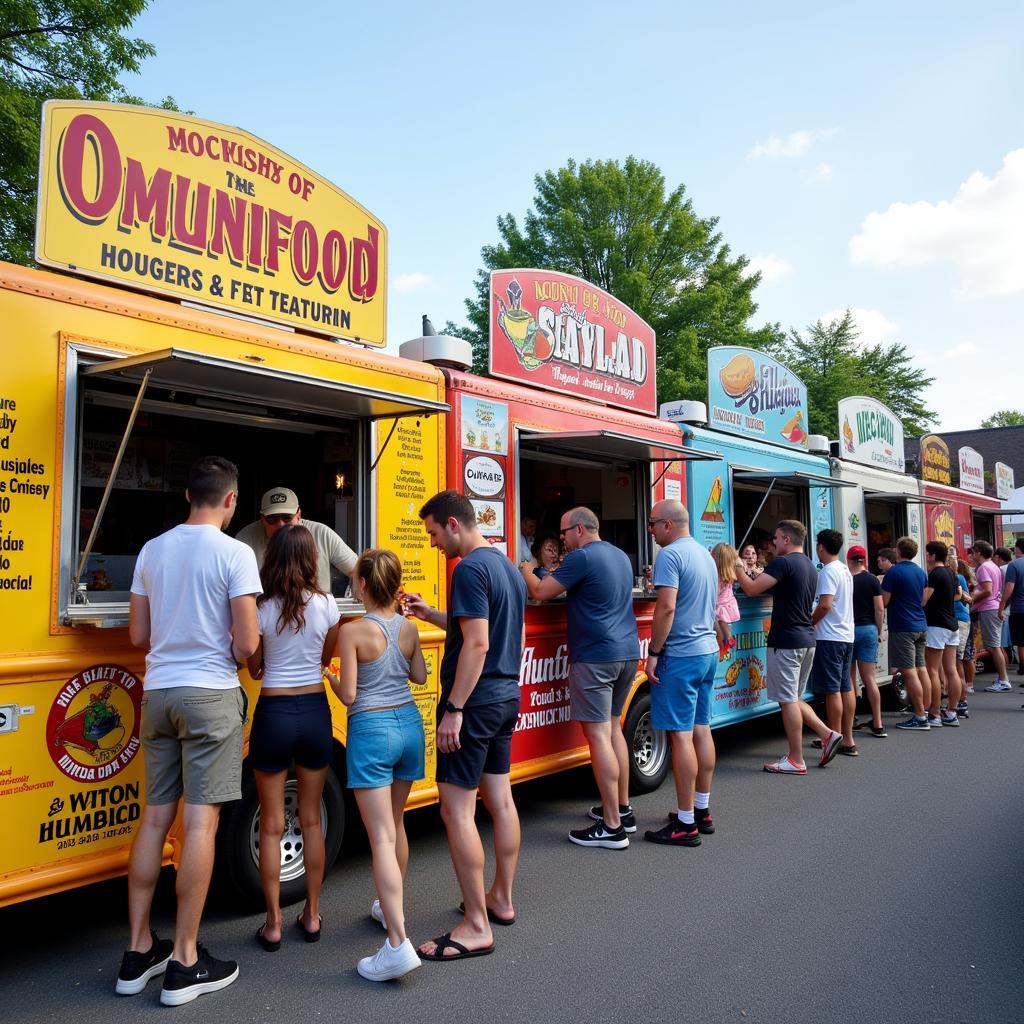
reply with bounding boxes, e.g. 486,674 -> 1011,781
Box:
465,428 -> 477,446
53,683 -> 124,755
724,661 -> 742,687
780,410 -> 807,446
842,416 -> 855,453
495,278 -> 552,371
719,352 -> 756,397
701,476 -> 725,523
748,660 -> 765,692
476,505 -> 497,527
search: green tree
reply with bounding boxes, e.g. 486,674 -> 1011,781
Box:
980,409 -> 1024,428
449,158 -> 782,402
0,0 -> 176,265
774,309 -> 935,438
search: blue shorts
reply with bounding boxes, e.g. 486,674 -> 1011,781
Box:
810,639 -> 854,694
852,624 -> 879,664
650,652 -> 717,731
249,691 -> 332,773
346,703 -> 425,789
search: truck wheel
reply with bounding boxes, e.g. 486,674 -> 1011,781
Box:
217,768 -> 345,909
883,670 -> 909,710
624,693 -> 670,794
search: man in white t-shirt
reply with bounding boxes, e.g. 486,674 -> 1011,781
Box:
118,456 -> 262,1006
809,528 -> 858,756
236,486 -> 357,595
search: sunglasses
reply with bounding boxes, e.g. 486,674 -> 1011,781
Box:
647,518 -> 670,528
263,513 -> 295,525
558,524 -> 582,537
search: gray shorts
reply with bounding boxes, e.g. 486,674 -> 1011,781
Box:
569,661 -> 636,722
140,686 -> 247,805
766,647 -> 814,704
889,631 -> 926,670
956,620 -> 971,658
978,609 -> 1003,651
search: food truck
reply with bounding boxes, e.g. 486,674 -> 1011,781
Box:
662,347 -> 853,726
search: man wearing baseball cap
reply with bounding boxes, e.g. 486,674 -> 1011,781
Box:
235,487 -> 357,595
847,545 -> 886,737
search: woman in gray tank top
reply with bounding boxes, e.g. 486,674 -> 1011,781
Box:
327,549 -> 426,981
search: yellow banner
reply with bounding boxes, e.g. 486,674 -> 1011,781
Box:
35,101 -> 387,345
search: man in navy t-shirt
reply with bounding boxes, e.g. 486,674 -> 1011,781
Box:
406,490 -> 526,960
522,506 -> 640,849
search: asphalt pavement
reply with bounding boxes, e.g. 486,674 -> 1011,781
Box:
3,676 -> 1022,1024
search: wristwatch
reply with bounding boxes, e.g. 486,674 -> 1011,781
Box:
648,649 -> 663,657
445,700 -> 464,714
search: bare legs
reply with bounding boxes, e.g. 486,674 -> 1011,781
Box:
780,700 -> 832,765
900,666 -> 927,718
580,720 -> 624,828
127,801 -> 179,953
478,772 -> 519,921
854,660 -> 883,730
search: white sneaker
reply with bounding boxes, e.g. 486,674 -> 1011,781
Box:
927,714 -> 943,727
984,681 -> 1012,692
370,898 -> 387,930
357,938 -> 421,981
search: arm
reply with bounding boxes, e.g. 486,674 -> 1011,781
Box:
882,590 -> 892,608
246,638 -> 264,680
402,591 -> 448,630
812,593 -> 833,626
975,578 -> 992,602
647,586 -> 678,684
520,564 -> 566,602
321,620 -> 342,670
403,619 -> 428,686
873,594 -> 884,637
922,585 -> 935,608
1000,577 -> 1015,616
437,617 -> 489,753
331,624 -> 359,706
734,567 -> 777,597
128,594 -> 151,649
229,594 -> 260,661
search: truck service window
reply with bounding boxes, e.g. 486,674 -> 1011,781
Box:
733,478 -> 810,559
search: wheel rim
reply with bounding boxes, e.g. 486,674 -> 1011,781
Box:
249,779 -> 328,883
632,709 -> 668,778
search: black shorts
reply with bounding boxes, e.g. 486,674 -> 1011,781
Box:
436,696 -> 520,789
1010,612 -> 1024,648
248,691 -> 333,773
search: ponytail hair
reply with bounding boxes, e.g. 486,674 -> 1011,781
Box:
356,548 -> 402,610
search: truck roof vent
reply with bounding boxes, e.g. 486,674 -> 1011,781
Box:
807,434 -> 830,454
399,314 -> 473,371
659,400 -> 707,425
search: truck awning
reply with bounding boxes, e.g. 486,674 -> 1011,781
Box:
517,430 -> 722,463
83,347 -> 450,420
733,470 -> 855,489
863,490 -> 947,505
971,506 -> 1024,517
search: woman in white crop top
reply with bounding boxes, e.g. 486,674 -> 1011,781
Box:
245,526 -> 341,951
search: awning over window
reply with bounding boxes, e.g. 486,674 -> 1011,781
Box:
83,348 -> 450,420
971,506 -> 1024,517
517,429 -> 721,463
863,490 -> 947,505
733,470 -> 855,489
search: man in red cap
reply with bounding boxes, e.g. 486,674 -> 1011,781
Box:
847,545 -> 886,737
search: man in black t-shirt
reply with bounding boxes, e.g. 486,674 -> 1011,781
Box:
922,540 -> 962,727
847,545 -> 886,737
735,519 -> 842,774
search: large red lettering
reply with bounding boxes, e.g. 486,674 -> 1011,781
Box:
119,159 -> 171,238
58,114 -> 122,223
349,225 -> 380,303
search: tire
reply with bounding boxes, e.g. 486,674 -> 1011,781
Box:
217,766 -> 346,909
883,670 -> 909,710
623,692 -> 670,794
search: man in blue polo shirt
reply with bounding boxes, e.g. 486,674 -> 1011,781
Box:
882,536 -> 931,730
522,506 -> 640,849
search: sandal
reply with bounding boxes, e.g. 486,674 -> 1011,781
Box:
255,923 -> 280,952
296,913 -> 322,943
458,901 -> 516,926
418,932 -> 495,962
838,744 -> 860,756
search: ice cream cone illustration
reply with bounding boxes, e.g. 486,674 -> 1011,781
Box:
842,416 -> 855,453
780,410 -> 807,446
495,278 -> 550,370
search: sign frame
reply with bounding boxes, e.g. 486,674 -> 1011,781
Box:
920,434 -> 952,486
838,396 -> 906,473
995,461 -> 1015,500
958,445 -> 985,495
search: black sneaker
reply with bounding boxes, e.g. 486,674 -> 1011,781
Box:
115,930 -> 173,995
569,820 -> 629,849
869,725 -> 888,737
694,809 -> 715,835
160,944 -> 239,1006
587,804 -> 636,833
644,819 -> 701,847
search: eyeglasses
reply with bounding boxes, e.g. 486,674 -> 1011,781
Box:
558,524 -> 581,537
647,518 -> 670,528
263,513 -> 295,525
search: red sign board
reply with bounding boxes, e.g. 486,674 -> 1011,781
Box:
488,269 -> 656,415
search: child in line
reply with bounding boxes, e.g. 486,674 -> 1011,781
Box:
711,543 -> 741,656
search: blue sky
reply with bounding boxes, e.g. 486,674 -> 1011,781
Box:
127,1 -> 1024,431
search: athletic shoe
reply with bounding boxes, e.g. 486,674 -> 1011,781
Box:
159,945 -> 238,1006
895,715 -> 930,731
643,819 -> 701,847
694,809 -> 715,835
956,701 -> 969,719
569,820 -> 629,849
763,755 -> 806,775
984,681 -> 1012,692
115,931 -> 173,995
966,686 -> 975,694
357,938 -> 421,981
370,899 -> 387,930
819,730 -> 843,767
869,725 -> 888,738
940,711 -> 960,727
927,714 -> 943,727
587,804 -> 637,833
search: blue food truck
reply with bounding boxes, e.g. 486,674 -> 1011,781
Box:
661,346 -> 854,727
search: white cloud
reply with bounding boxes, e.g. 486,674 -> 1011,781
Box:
820,307 -> 900,347
743,253 -> 794,284
942,342 -> 977,359
394,271 -> 432,293
808,162 -> 832,181
849,149 -> 1024,298
747,130 -> 814,160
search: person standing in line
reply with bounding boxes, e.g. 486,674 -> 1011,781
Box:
331,549 -> 426,982
520,506 -> 640,849
246,526 -> 342,953
405,491 -> 526,962
971,541 -> 1012,692
922,540 -> 962,727
883,537 -> 931,731
998,539 -> 1024,684
994,547 -> 1014,670
809,530 -> 858,755
950,553 -> 973,718
711,543 -> 741,655
119,457 -> 261,1005
847,545 -> 886,738
643,500 -> 720,845
960,557 -> 980,696
734,519 -> 843,774
877,548 -> 895,578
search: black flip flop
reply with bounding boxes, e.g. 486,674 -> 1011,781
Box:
458,901 -> 516,926
255,923 -> 280,952
296,914 -> 322,943
418,932 -> 495,962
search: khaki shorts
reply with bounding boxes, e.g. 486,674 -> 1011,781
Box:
766,647 -> 814,704
978,610 -> 1003,651
140,686 -> 247,805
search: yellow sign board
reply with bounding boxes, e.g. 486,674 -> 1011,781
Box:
35,101 -> 387,345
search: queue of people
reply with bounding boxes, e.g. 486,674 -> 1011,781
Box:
116,455 -> 1014,1003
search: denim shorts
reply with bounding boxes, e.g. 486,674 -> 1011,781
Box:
248,691 -> 332,774
649,652 -> 717,731
809,640 -> 854,694
346,703 -> 425,789
852,624 -> 879,664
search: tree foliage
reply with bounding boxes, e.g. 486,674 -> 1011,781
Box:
770,309 -> 935,438
0,0 -> 176,264
980,409 -> 1024,428
450,158 -> 781,404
